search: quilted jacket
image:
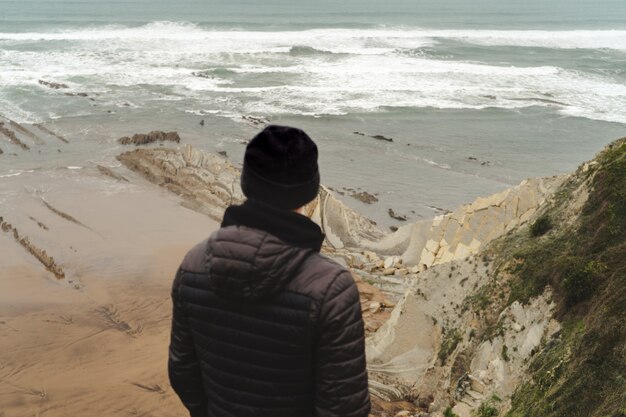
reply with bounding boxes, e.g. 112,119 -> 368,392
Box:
168,199 -> 370,417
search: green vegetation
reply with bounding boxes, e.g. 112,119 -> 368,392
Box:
498,138 -> 626,417
501,344 -> 510,362
445,407 -> 460,417
529,214 -> 553,237
438,328 -> 462,364
476,402 -> 499,417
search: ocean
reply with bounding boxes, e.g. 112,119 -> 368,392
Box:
1,0 -> 625,227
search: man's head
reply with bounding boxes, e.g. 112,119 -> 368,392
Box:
241,125 -> 320,211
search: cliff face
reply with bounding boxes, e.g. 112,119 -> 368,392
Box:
117,138 -> 626,417
367,137 -> 626,417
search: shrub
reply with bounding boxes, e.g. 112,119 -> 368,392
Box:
438,328 -> 462,364
530,215 -> 552,237
476,402 -> 499,417
444,407 -> 460,417
561,258 -> 607,306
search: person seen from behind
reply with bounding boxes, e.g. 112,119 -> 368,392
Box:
168,125 -> 371,417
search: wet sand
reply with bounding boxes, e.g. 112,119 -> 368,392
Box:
0,167 -> 217,417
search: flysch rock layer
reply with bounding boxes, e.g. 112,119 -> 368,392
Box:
117,145 -> 385,244
117,145 -> 562,271
365,257 -> 560,415
117,145 -> 244,220
357,176 -> 565,268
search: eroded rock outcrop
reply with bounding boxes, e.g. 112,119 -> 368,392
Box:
357,176 -> 564,268
0,122 -> 30,150
117,145 -> 243,220
96,165 -> 129,182
118,131 -> 181,146
35,124 -> 70,143
0,216 -> 65,279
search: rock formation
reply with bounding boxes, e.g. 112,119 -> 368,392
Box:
0,122 -> 30,150
0,216 -> 65,279
365,137 -> 626,417
96,165 -> 129,182
35,123 -> 70,144
117,145 -> 243,220
118,131 -> 181,146
38,79 -> 69,89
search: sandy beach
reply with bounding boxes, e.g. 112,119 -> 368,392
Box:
0,161 -> 219,416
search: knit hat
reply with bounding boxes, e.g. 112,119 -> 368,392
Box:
241,125 -> 320,210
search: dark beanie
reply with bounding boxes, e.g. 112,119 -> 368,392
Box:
241,125 -> 320,210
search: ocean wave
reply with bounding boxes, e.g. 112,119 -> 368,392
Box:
289,45 -> 335,56
1,23 -> 625,51
1,22 -> 625,124
0,169 -> 34,178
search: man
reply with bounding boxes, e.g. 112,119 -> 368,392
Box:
168,125 -> 371,417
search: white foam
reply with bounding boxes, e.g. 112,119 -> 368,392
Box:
0,169 -> 34,178
1,23 -> 625,124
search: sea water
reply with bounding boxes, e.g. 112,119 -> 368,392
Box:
1,0 -> 625,226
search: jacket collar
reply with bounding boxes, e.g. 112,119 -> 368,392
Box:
221,199 -> 325,252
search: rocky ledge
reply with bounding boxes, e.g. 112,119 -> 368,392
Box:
118,131 -> 181,146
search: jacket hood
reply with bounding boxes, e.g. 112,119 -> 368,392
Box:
206,226 -> 315,301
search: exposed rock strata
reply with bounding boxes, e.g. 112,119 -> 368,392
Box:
365,257 -> 560,416
118,131 -> 181,146
42,199 -> 90,230
359,176 -> 564,268
97,165 -> 129,182
35,124 -> 70,144
8,120 -> 44,145
0,216 -> 65,279
0,122 -> 30,150
117,145 -> 243,220
115,144 -> 558,270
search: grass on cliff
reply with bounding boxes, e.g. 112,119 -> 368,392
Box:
493,138 -> 626,417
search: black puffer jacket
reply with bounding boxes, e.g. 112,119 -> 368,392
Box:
168,200 -> 370,417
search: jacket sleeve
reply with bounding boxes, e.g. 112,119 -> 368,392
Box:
315,271 -> 371,417
168,268 -> 208,417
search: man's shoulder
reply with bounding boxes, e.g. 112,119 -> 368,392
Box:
286,252 -> 355,300
180,237 -> 212,274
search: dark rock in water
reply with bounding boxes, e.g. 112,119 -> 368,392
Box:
388,208 -> 407,221
64,92 -> 88,97
118,131 -> 181,146
192,71 -> 213,79
242,115 -> 269,127
468,156 -> 478,161
370,134 -> 393,142
123,102 -> 131,107
218,151 -> 228,158
38,79 -> 69,89
353,131 -> 366,136
199,119 -> 205,126
389,225 -> 399,232
0,146 -> 3,154
349,191 -> 379,205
